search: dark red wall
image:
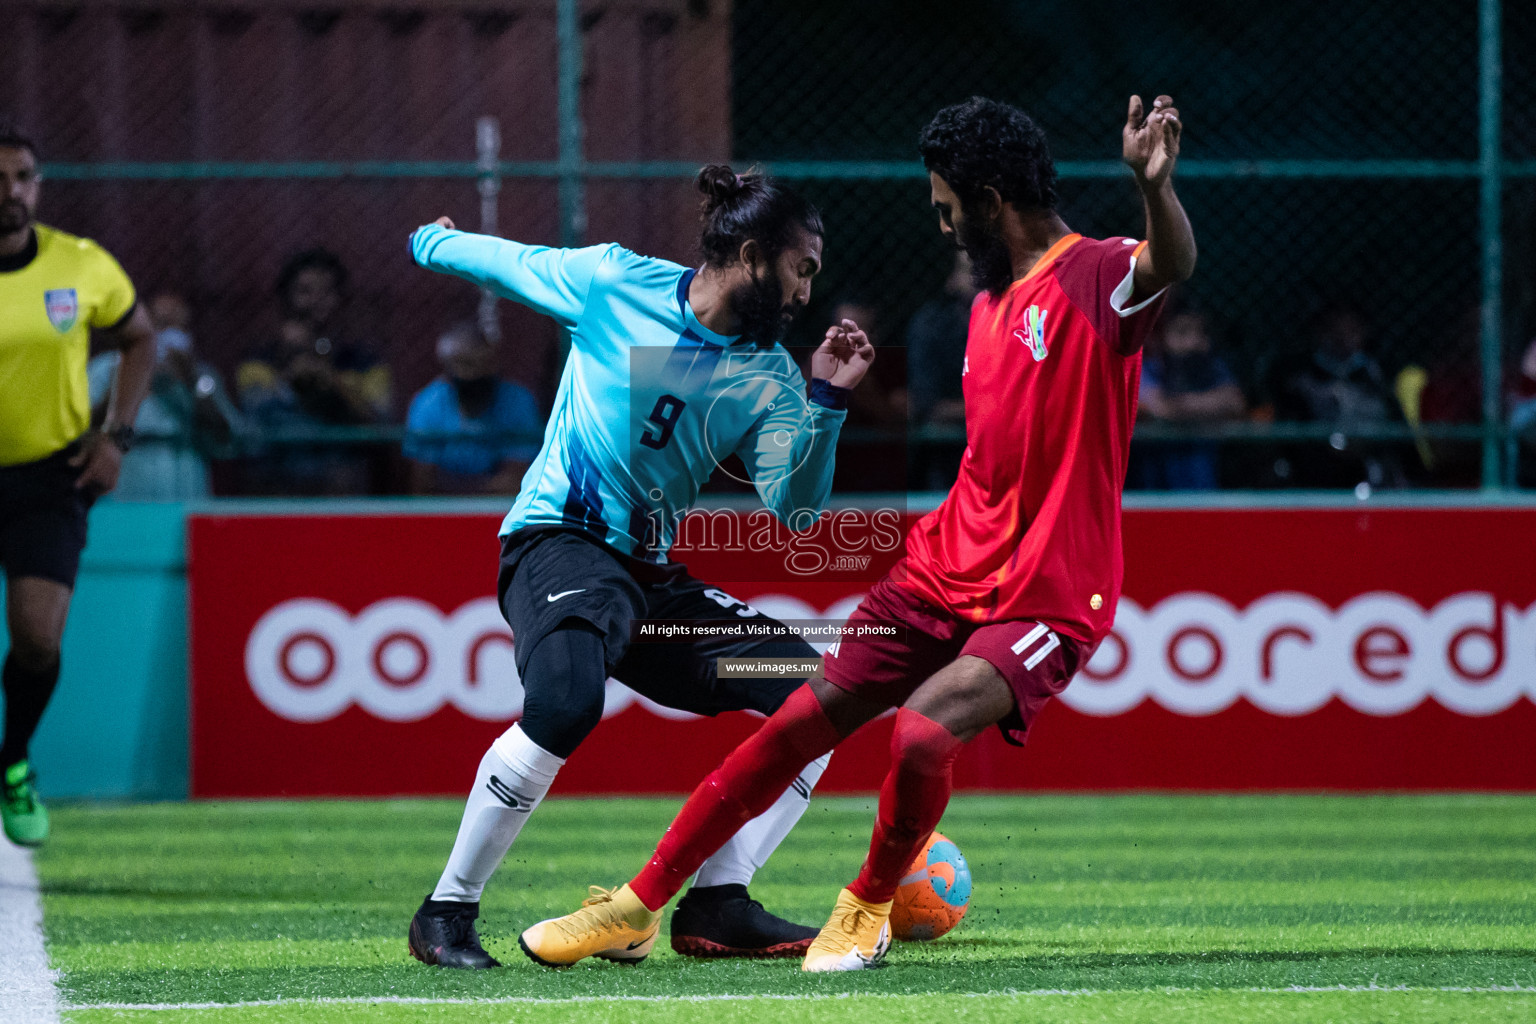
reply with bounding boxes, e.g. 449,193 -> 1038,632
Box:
0,0 -> 731,408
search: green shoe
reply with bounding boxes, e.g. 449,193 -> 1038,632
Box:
2,761 -> 49,847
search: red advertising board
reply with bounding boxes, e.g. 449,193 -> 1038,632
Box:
188,505 -> 1536,798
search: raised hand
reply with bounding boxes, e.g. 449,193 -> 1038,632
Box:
1123,95 -> 1182,187
811,318 -> 875,390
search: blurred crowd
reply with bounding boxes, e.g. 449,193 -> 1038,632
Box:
95,247 -> 1536,501
95,246 -> 544,500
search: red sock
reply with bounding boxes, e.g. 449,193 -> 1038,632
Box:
848,708 -> 963,905
630,683 -> 843,910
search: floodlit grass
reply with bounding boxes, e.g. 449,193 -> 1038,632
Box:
37,794 -> 1536,1023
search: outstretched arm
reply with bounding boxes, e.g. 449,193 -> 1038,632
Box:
409,216 -> 608,329
1123,95 -> 1197,300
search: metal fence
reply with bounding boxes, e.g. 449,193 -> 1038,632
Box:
4,0 -> 1534,494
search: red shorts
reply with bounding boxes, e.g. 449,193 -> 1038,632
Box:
822,576 -> 1093,745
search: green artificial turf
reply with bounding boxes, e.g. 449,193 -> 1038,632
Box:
34,794 -> 1536,1023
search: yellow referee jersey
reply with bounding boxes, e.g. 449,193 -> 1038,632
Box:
0,223 -> 137,466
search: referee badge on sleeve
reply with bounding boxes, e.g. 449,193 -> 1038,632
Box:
45,289 -> 79,333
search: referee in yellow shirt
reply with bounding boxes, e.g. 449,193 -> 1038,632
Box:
0,124 -> 155,846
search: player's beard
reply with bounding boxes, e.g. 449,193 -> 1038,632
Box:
732,268 -> 797,347
958,209 -> 1013,296
0,199 -> 31,235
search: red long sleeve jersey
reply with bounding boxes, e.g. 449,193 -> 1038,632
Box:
901,233 -> 1168,644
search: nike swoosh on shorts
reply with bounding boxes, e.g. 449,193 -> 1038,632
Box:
547,589 -> 587,602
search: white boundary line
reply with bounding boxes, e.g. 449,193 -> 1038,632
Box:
0,839 -> 62,1024
66,985 -> 1536,1011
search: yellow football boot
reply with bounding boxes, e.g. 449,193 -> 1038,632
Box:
519,884 -> 660,967
801,887 -> 892,972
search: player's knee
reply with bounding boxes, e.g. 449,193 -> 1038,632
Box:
7,629 -> 61,672
517,624 -> 609,759
890,708 -> 964,774
905,657 -> 1010,742
520,680 -> 605,759
521,695 -> 605,759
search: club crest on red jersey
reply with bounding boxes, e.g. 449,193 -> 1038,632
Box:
1014,305 -> 1048,361
44,288 -> 79,333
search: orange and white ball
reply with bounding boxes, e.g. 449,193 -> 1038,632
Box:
890,831 -> 972,941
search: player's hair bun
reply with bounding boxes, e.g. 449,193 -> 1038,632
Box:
696,164 -> 747,211
694,164 -> 821,271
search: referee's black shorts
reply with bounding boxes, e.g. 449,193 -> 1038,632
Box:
0,441 -> 94,589
497,526 -> 818,718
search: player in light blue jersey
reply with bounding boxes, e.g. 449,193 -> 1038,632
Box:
407,166 -> 874,969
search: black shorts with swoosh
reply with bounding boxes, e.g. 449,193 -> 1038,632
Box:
497,526 -> 814,718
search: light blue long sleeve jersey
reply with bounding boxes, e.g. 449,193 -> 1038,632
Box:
410,224 -> 848,560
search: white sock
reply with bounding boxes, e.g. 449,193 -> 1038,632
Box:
694,753 -> 830,889
430,724 -> 564,903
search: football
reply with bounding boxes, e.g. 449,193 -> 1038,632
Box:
889,831 -> 972,941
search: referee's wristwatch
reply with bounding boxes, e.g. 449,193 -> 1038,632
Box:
104,423 -> 136,454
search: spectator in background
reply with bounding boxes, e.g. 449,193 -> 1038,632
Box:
1406,303 -> 1483,487
1512,336 -> 1536,405
405,322 -> 541,495
818,296 -> 905,491
1510,335 -> 1536,487
86,292 -> 242,500
238,248 -> 391,426
1132,298 -> 1244,490
905,252 -> 975,490
237,248 -> 390,493
1268,303 -> 1405,489
907,252 -> 973,428
829,296 -> 906,429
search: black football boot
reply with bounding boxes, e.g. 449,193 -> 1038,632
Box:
669,883 -> 818,958
408,895 -> 502,968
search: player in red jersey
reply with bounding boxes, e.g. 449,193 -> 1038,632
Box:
517,94 -> 1196,971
